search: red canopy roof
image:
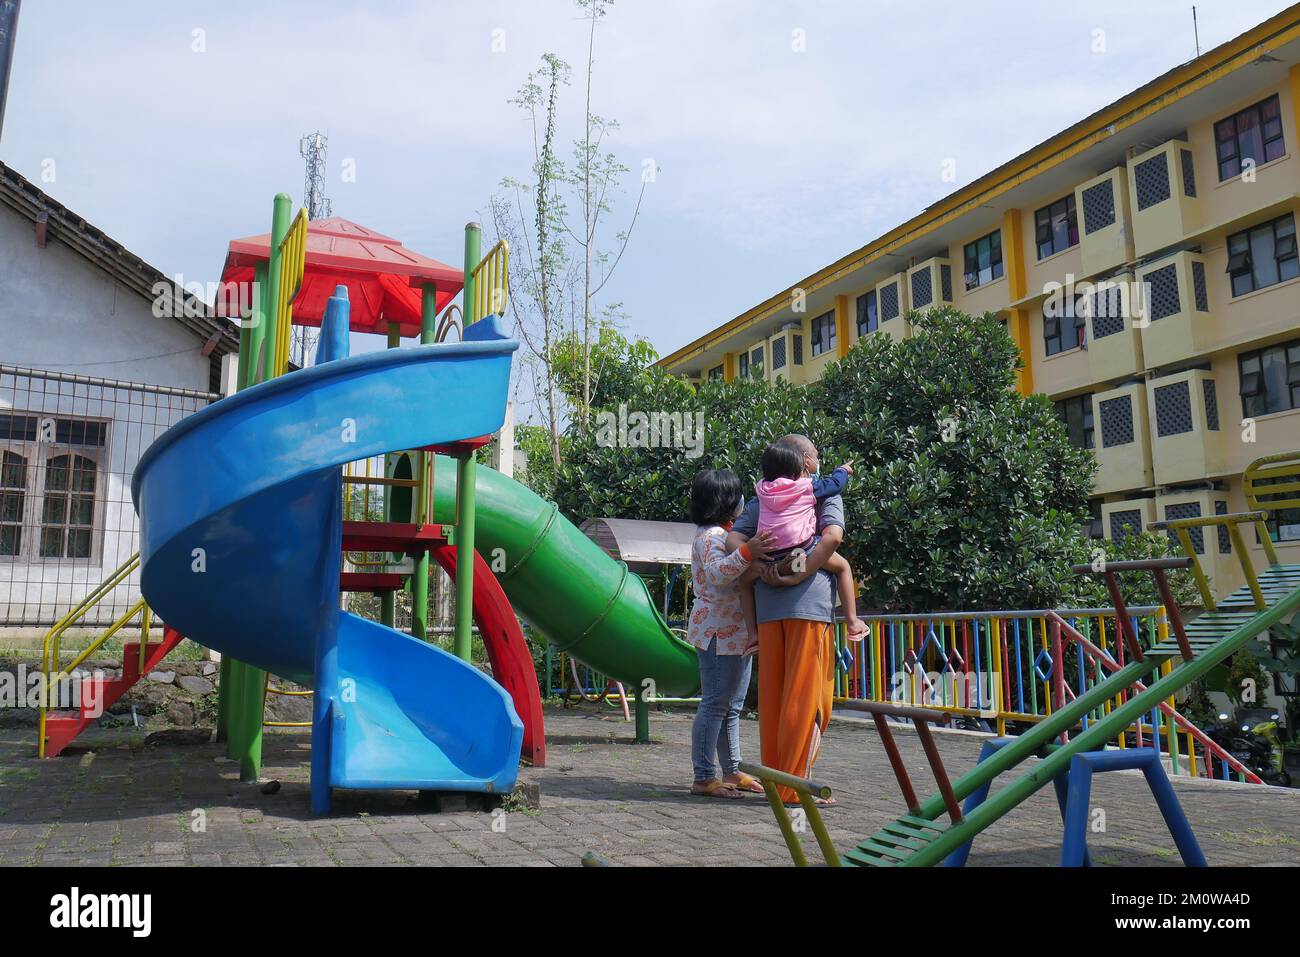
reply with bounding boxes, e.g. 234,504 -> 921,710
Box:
217,217 -> 463,337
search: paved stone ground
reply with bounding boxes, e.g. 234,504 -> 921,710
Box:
2,705 -> 1298,866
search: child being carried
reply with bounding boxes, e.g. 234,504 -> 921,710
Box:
742,441 -> 867,646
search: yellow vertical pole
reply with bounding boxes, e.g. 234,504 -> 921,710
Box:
1001,209 -> 1033,395
834,294 -> 851,359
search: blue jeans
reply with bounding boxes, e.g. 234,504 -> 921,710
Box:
691,637 -> 754,782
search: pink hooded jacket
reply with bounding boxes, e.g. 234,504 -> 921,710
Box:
755,476 -> 817,550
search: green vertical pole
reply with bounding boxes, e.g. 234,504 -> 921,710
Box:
229,193 -> 290,781
380,321 -> 401,630
634,683 -> 650,743
452,224 -> 482,663
411,286 -> 438,641
261,194 -> 292,383
243,262 -> 269,388
219,257 -> 270,747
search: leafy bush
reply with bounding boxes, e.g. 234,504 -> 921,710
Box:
546,306 -> 1194,614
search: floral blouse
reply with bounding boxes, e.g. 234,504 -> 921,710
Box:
686,524 -> 752,655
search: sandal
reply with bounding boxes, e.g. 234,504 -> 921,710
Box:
723,772 -> 764,794
690,778 -> 745,799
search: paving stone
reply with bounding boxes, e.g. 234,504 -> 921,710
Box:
3,706 -> 1299,867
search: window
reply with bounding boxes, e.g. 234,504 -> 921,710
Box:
1238,337 -> 1300,417
1226,213 -> 1299,296
810,311 -> 835,357
1087,500 -> 1103,540
0,451 -> 26,557
1214,94 -> 1285,181
1035,195 -> 1079,259
1043,297 -> 1086,356
1054,394 -> 1095,449
707,364 -> 723,381
737,351 -> 749,379
749,346 -> 764,378
856,290 -> 878,337
963,231 -> 1003,290
0,413 -> 106,562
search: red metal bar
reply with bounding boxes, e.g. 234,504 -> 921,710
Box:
1102,572 -> 1145,661
1047,612 -> 1263,784
1050,616 -> 1068,743
341,520 -> 447,553
914,720 -> 963,823
1152,568 -> 1194,662
871,712 -> 920,813
339,572 -> 404,592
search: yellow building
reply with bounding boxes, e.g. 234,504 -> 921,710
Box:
659,7 -> 1300,601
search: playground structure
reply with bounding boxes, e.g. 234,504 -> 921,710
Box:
36,191 -> 701,815
745,450 -> 1300,866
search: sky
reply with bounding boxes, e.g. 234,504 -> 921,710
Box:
1,0 -> 1294,409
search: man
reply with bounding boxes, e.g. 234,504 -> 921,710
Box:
727,433 -> 857,805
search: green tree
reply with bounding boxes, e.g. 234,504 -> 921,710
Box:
553,373 -> 826,525
811,307 -> 1097,611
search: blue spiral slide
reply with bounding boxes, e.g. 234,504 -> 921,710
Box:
131,297 -> 523,814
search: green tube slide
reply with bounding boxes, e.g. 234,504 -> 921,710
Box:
430,456 -> 700,697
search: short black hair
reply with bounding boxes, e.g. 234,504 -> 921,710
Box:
761,441 -> 803,482
690,468 -> 742,526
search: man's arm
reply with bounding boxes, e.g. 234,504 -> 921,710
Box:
760,524 -> 843,586
724,497 -> 760,555
761,494 -> 845,587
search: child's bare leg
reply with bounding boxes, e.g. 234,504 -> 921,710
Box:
823,553 -> 865,639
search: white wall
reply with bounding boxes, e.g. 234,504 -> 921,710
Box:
0,204 -> 216,628
0,206 -> 210,389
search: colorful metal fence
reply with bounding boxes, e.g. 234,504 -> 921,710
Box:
832,606 -> 1254,782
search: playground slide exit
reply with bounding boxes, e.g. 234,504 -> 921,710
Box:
132,309 -> 524,813
430,459 -> 701,698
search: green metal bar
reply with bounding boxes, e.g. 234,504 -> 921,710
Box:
453,224 -> 479,661
634,684 -> 650,743
379,321 -> 402,631
261,194 -> 292,383
453,451 -> 476,660
761,779 -> 807,867
226,194 -> 290,780
895,587 -> 1300,867
242,262 -> 268,388
410,286 -> 438,641
214,656 -> 231,743
797,791 -> 842,866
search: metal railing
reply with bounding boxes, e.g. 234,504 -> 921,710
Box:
37,549 -> 152,757
470,239 -> 508,323
0,364 -> 217,628
272,208 -> 309,378
832,606 -> 1255,782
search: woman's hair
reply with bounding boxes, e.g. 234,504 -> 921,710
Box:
761,441 -> 804,481
689,468 -> 743,526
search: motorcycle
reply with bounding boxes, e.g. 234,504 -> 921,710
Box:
1202,707 -> 1292,787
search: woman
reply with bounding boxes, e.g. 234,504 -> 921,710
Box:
686,468 -> 775,798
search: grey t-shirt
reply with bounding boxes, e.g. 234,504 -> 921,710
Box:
732,494 -> 844,624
